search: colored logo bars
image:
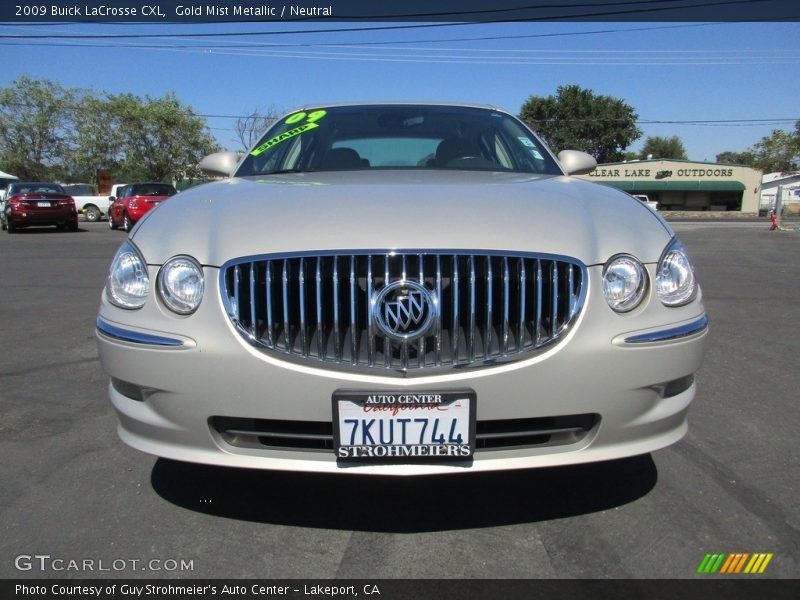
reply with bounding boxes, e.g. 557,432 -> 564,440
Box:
697,552 -> 773,575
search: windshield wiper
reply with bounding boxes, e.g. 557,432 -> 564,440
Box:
265,168 -> 315,175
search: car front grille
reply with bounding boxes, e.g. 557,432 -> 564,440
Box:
220,251 -> 586,376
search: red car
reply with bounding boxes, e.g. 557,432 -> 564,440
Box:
108,182 -> 177,232
1,182 -> 78,233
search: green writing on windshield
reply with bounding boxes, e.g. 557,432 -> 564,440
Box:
249,109 -> 328,157
286,109 -> 327,125
250,122 -> 319,156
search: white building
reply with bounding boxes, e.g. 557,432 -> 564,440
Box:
578,159 -> 762,213
760,172 -> 800,215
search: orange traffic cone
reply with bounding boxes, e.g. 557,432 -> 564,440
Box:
769,209 -> 779,231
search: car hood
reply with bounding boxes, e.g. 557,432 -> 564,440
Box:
131,170 -> 673,267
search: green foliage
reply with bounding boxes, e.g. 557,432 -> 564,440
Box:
716,122 -> 799,172
70,92 -> 120,181
639,136 -> 687,160
0,77 -> 75,180
751,127 -> 799,172
0,77 -> 220,183
519,85 -> 641,163
715,150 -> 757,166
104,92 -> 220,182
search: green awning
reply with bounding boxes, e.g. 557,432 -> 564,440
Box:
599,181 -> 746,192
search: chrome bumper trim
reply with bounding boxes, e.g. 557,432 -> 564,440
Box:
96,318 -> 184,347
624,315 -> 708,344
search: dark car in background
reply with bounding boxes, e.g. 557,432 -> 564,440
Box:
108,182 -> 177,232
1,182 -> 78,233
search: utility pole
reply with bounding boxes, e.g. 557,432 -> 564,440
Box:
775,185 -> 784,227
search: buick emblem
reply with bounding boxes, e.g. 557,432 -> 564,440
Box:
373,280 -> 437,342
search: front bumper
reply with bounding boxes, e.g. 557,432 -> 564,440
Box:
97,265 -> 708,476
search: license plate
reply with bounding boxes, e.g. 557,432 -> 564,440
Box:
333,390 -> 476,460
37,201 -> 51,207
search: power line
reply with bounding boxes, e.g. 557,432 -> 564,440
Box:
2,39 -> 796,63
0,22 -> 726,48
2,99 -> 795,125
2,31 -> 797,65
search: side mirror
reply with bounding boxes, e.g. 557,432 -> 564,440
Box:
557,150 -> 597,176
199,152 -> 241,177
109,196 -> 116,201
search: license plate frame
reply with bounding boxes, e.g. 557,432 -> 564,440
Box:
36,201 -> 51,207
332,389 -> 476,461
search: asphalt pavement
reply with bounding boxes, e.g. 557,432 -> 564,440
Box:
0,221 -> 797,580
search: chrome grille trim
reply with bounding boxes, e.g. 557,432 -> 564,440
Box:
220,250 -> 587,376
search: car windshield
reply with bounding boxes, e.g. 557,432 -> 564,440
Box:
10,183 -> 65,195
61,184 -> 94,195
129,184 -> 176,196
236,104 -> 562,176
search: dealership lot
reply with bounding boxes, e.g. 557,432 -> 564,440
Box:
0,221 -> 797,579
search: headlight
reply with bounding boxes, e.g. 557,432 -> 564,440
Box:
157,256 -> 204,315
656,238 -> 697,306
602,254 -> 647,312
106,241 -> 150,309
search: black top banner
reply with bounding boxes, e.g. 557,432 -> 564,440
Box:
1,0 -> 799,23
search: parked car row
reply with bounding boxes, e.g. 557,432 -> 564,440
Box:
0,181 -> 177,233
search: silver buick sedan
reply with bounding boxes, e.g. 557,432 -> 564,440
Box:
97,102 -> 708,475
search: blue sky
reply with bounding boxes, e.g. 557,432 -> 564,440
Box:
1,19 -> 798,161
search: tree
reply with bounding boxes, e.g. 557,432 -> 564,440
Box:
235,105 -> 283,152
0,77 -> 76,180
751,127 -> 799,173
639,136 -> 687,160
715,150 -> 757,166
105,92 -> 219,182
519,85 -> 641,163
0,78 -> 221,183
716,124 -> 799,173
68,91 -> 124,182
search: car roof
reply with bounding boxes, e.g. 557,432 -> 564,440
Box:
286,100 -> 507,113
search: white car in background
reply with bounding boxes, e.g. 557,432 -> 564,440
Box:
632,194 -> 659,211
61,183 -> 111,222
